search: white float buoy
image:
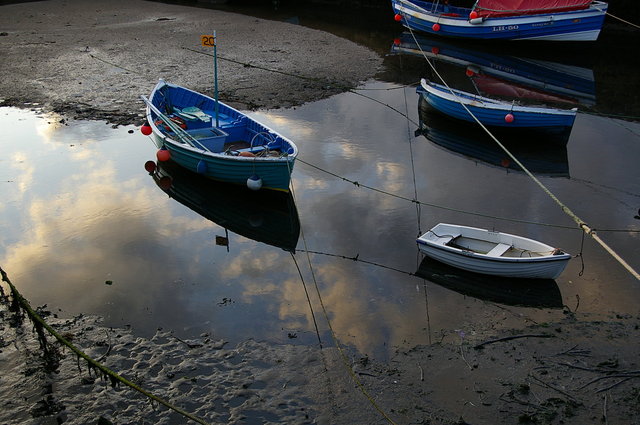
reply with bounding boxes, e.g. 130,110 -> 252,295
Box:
247,175 -> 262,191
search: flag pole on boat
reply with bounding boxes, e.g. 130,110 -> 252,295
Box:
214,30 -> 219,128
200,32 -> 219,127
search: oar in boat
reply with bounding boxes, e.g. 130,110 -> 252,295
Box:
140,95 -> 211,152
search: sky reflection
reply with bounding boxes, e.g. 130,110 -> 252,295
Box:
1,82 -> 639,359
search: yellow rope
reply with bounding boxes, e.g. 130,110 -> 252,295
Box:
402,23 -> 640,282
606,12 -> 640,29
0,267 -> 214,425
89,34 -> 640,280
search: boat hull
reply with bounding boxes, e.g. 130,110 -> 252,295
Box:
416,223 -> 571,279
392,0 -> 607,41
416,97 -> 572,178
149,133 -> 295,192
418,79 -> 577,128
145,80 -> 297,192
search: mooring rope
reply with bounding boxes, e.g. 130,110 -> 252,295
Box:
289,251 -> 323,348
299,249 -> 416,277
183,46 -> 343,87
349,89 -> 419,126
402,76 -> 423,237
580,109 -> 640,122
296,156 -> 640,234
89,38 -> 639,280
606,12 -> 640,29
285,175 -> 400,425
86,49 -> 638,238
400,20 -> 640,281
0,267 -> 214,425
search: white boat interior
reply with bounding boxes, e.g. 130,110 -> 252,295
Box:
425,223 -> 561,259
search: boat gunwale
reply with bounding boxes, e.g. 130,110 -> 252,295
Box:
394,0 -> 608,25
392,0 -> 607,41
416,223 -> 571,264
146,80 -> 299,162
417,240 -> 571,263
420,79 -> 577,116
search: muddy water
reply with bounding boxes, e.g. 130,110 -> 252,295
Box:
2,5 -> 640,365
2,70 -> 639,362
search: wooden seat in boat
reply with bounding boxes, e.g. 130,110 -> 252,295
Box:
486,243 -> 511,257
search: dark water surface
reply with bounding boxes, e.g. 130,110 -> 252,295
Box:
1,8 -> 639,360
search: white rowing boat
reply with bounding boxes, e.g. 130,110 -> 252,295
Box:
416,223 -> 571,279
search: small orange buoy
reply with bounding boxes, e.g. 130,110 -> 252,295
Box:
466,66 -> 480,77
469,11 -> 478,19
431,46 -> 440,55
432,23 -> 441,32
504,113 -> 515,123
394,13 -> 402,22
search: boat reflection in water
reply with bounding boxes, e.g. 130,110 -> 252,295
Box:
416,95 -> 572,178
392,32 -> 596,108
149,160 -> 300,252
415,257 -> 564,309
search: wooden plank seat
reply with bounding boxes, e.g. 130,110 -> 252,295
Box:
436,235 -> 455,245
486,243 -> 512,257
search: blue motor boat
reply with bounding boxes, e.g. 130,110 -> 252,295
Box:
417,78 -> 577,128
416,95 -> 572,177
392,0 -> 608,41
142,80 -> 298,192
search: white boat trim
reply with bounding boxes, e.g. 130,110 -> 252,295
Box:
416,223 -> 571,279
421,79 -> 577,116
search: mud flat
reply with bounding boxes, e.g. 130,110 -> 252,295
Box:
0,0 -> 382,126
2,294 -> 639,424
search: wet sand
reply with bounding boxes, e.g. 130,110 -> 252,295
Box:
1,1 -> 640,424
0,0 -> 382,125
2,294 -> 639,425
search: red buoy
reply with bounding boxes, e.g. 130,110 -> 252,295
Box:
505,113 -> 515,123
432,23 -> 441,32
465,68 -> 475,77
393,38 -> 401,46
144,160 -> 156,173
431,46 -> 440,55
469,11 -> 479,19
140,122 -> 152,136
157,148 -> 171,162
394,13 -> 402,22
158,176 -> 172,190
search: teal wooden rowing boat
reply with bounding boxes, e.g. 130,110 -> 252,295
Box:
142,79 -> 298,192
